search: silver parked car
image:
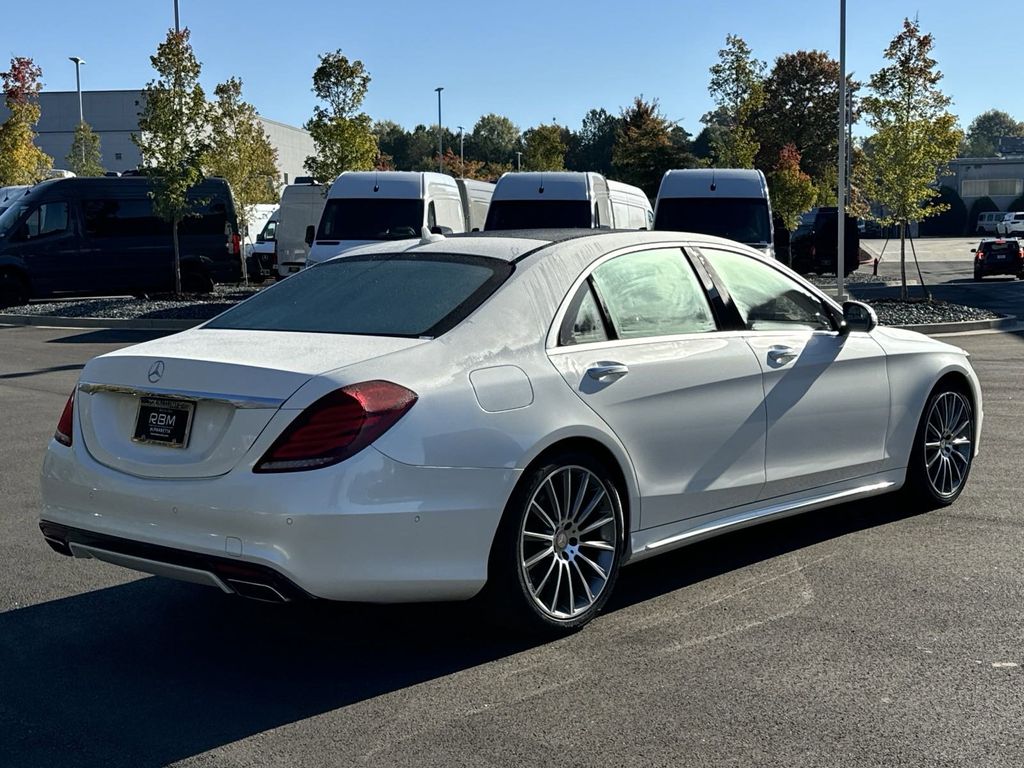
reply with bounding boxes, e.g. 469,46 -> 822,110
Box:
41,229 -> 982,633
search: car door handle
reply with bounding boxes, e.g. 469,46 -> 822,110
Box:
767,346 -> 798,365
586,362 -> 629,382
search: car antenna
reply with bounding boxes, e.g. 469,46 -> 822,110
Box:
420,226 -> 445,244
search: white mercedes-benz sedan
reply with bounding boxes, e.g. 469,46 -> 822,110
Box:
40,230 -> 982,632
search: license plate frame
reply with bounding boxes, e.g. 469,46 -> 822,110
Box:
132,396 -> 195,449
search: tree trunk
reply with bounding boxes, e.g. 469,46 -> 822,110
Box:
899,220 -> 907,300
172,216 -> 182,296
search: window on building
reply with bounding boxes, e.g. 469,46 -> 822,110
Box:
962,179 -> 1024,198
114,152 -> 122,161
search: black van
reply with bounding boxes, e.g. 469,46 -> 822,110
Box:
0,177 -> 241,307
789,207 -> 860,276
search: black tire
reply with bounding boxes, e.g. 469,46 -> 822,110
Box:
181,270 -> 213,294
0,270 -> 28,309
901,383 -> 975,510
973,269 -> 983,282
486,450 -> 625,634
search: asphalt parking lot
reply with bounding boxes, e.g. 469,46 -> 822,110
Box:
2,259 -> 1024,767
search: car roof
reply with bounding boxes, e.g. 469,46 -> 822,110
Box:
324,228 -> 767,264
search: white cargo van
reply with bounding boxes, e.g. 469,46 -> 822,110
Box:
457,178 -> 494,232
484,172 -> 652,230
654,169 -> 775,258
275,182 -> 328,276
305,172 -> 489,267
246,208 -> 280,282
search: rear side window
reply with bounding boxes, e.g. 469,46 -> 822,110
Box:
589,248 -> 716,339
83,198 -> 167,238
206,254 -> 512,338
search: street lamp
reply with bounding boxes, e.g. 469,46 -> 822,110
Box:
68,57 -> 85,124
457,125 -> 464,176
69,56 -> 86,165
174,0 -> 180,32
435,87 -> 444,173
836,0 -> 847,301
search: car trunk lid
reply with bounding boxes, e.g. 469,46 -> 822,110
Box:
76,328 -> 426,479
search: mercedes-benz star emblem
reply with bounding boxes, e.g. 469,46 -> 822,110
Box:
147,360 -> 165,383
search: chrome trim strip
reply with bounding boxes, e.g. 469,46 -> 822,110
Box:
78,381 -> 284,409
644,480 -> 896,552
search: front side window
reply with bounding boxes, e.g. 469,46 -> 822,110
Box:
20,202 -> 69,240
589,248 -> 716,340
701,247 -> 833,331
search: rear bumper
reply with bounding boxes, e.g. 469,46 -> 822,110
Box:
41,440 -> 520,602
977,259 -> 1023,276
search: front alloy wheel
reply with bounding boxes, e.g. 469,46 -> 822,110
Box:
923,391 -> 973,500
904,385 -> 974,508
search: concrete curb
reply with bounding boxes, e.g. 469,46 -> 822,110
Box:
888,314 -> 1017,335
0,313 -> 199,331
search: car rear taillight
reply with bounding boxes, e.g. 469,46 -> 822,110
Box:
230,232 -> 241,256
54,391 -> 75,446
254,381 -> 417,473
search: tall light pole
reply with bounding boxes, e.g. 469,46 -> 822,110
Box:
836,0 -> 847,302
174,0 -> 180,32
435,87 -> 444,173
457,125 -> 464,176
69,57 -> 86,165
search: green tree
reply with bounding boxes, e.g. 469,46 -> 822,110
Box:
205,76 -> 280,269
470,114 -> 521,165
755,50 -> 856,188
522,123 -> 566,170
65,121 -> 104,176
0,57 -> 52,185
769,143 -> 817,231
613,96 -> 696,199
133,28 -> 211,296
858,18 -> 963,298
961,109 -> 1024,157
918,185 -> 967,236
565,108 -> 619,174
304,50 -> 377,180
704,35 -> 764,168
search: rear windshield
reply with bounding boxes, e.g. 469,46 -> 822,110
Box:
205,254 -> 512,338
485,200 -> 592,230
981,240 -> 1018,254
316,198 -> 424,241
655,197 -> 772,245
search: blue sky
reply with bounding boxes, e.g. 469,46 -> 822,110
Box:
2,0 -> 1002,137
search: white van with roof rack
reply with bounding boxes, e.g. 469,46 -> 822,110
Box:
304,172 -> 493,268
483,171 -> 652,231
654,168 -> 775,258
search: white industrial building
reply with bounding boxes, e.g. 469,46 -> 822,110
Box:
0,89 -> 314,184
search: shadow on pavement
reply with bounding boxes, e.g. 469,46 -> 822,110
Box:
45,329 -> 175,345
1,496 -> 922,768
0,363 -> 84,380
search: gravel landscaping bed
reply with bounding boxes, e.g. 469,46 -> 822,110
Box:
1,285 -> 1004,329
861,298 -> 1000,326
4,284 -> 263,321
805,272 -> 898,287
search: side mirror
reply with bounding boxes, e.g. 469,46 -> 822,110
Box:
304,225 -> 315,247
842,300 -> 877,333
969,248 -> 976,253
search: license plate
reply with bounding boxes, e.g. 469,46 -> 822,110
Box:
996,254 -> 1006,259
133,397 -> 195,448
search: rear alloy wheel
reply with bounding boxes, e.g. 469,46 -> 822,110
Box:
904,387 -> 974,508
491,453 -> 623,633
